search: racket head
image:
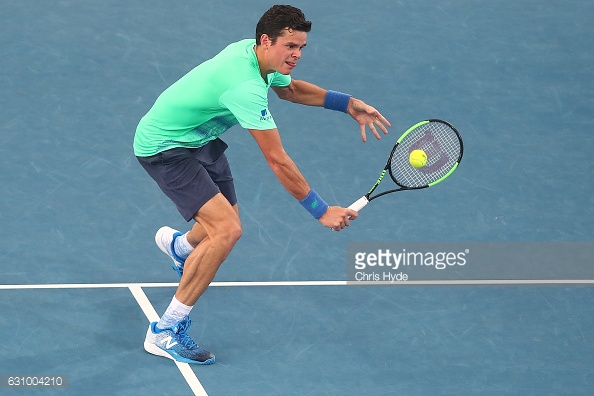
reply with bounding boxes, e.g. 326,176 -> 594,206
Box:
388,119 -> 463,189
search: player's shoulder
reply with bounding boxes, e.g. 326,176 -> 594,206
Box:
208,39 -> 265,88
223,38 -> 256,51
216,39 -> 257,62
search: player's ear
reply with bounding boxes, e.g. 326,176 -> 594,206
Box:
260,34 -> 272,49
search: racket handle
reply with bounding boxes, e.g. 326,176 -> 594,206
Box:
348,196 -> 369,212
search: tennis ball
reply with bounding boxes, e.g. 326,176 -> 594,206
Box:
409,149 -> 427,168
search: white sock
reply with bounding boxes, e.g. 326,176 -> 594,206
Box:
157,296 -> 193,330
173,232 -> 194,259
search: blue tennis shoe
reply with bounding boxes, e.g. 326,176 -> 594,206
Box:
144,316 -> 215,365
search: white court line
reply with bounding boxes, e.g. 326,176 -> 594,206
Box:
0,282 -> 180,290
1,279 -> 594,290
129,285 -> 208,396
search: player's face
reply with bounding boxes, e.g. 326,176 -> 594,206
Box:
266,29 -> 307,75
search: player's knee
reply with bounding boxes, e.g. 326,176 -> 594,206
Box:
227,221 -> 242,245
214,218 -> 242,250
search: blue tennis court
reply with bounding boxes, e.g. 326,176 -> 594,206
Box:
1,1 -> 593,394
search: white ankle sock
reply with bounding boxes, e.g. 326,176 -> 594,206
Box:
157,296 -> 193,329
173,232 -> 194,259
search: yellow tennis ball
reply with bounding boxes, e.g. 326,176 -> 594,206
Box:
409,149 -> 427,168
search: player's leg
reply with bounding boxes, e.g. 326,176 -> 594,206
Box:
154,202 -> 232,276
146,140 -> 234,277
152,220 -> 207,277
186,201 -> 238,246
144,194 -> 240,364
159,200 -> 237,271
140,141 -> 239,364
175,195 -> 241,304
172,138 -> 239,279
186,221 -> 207,247
184,143 -> 239,257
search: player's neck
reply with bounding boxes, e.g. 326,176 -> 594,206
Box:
254,45 -> 274,81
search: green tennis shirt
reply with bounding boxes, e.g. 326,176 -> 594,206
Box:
133,39 -> 291,157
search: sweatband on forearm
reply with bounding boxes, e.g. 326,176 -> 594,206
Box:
299,189 -> 329,219
323,90 -> 351,113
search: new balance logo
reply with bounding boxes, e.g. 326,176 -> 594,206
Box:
260,108 -> 272,121
160,336 -> 178,349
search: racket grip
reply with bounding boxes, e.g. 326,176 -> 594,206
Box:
348,196 -> 369,212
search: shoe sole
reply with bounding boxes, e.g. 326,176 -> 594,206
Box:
155,226 -> 177,256
144,341 -> 215,365
155,226 -> 185,277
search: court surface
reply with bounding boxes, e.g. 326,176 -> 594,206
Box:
1,1 -> 593,395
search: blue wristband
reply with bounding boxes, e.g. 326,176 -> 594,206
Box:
299,189 -> 329,219
323,90 -> 351,113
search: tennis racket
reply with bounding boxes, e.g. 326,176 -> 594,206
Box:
349,119 -> 463,212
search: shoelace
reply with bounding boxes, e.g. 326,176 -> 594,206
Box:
174,318 -> 198,349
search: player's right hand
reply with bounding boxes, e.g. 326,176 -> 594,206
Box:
318,206 -> 358,231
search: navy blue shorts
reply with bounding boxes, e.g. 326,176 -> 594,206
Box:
137,138 -> 237,221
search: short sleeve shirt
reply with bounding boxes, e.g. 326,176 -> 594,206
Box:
133,39 -> 291,157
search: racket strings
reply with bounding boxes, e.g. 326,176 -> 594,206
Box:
390,122 -> 461,188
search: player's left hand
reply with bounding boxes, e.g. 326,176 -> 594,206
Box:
346,98 -> 391,142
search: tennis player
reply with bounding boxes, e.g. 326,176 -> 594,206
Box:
134,5 -> 390,364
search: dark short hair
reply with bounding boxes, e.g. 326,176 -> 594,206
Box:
255,5 -> 312,45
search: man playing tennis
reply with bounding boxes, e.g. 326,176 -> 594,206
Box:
134,5 -> 390,364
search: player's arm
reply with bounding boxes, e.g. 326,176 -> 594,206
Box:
272,80 -> 391,142
248,127 -> 357,230
271,79 -> 325,106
